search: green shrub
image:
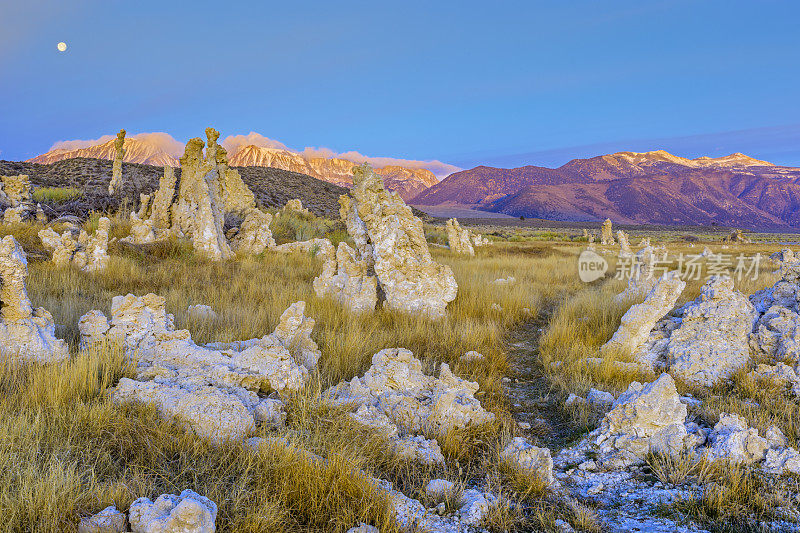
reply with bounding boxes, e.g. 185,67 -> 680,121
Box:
32,187 -> 82,203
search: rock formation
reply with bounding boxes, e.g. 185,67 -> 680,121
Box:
501,437 -> 554,485
284,198 -> 311,217
39,217 -> 111,272
346,164 -> 457,319
230,208 -> 275,255
617,230 -> 632,258
327,347 -> 494,464
633,276 -> 757,386
88,294 -> 315,443
172,137 -> 233,260
108,129 -> 126,195
446,218 -> 475,256
273,237 -> 334,258
312,241 -> 378,313
128,489 -> 217,533
601,218 -> 615,245
204,127 -> 256,216
149,165 -> 177,233
472,233 -> 491,247
593,374 -> 693,468
601,271 -> 685,358
0,174 -> 32,206
338,194 -> 373,267
615,245 -> 658,301
79,506 -> 127,533
0,235 -> 69,363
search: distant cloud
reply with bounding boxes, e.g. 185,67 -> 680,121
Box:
222,131 -> 461,178
50,131 -> 184,157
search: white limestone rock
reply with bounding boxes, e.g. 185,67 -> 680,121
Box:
273,237 -> 334,259
617,230 -> 632,258
347,524 -> 379,533
271,300 -> 321,370
230,208 -> 275,255
327,348 -> 493,465
601,219 -> 614,245
128,489 -> 217,533
283,198 -> 311,217
187,304 -> 217,322
78,505 -> 127,533
705,413 -> 769,465
348,164 -> 457,319
749,362 -> 800,396
312,242 -> 378,313
664,276 -> 757,387
501,437 -> 555,485
0,236 -> 69,363
112,377 -> 256,443
601,271 -> 685,359
615,245 -> 659,302
446,218 -> 475,256
594,374 -> 689,468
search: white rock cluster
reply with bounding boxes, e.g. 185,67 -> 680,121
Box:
601,218 -> 615,245
615,244 -> 659,302
326,347 -> 495,465
445,218 -> 475,256
83,294 -> 318,443
0,235 -> 69,363
230,208 -> 275,255
39,217 -> 111,272
81,489 -> 217,533
606,274 -> 758,388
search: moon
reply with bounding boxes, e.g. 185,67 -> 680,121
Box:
57,42 -> 67,52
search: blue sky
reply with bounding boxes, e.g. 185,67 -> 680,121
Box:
1,0 -> 799,172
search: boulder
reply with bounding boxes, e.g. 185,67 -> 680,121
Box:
128,489 -> 216,533
78,505 -> 127,533
594,373 -> 689,467
327,348 -> 493,464
657,276 -> 757,386
0,174 -> 32,205
112,378 -> 256,443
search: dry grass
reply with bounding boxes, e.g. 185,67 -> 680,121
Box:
0,219 -> 586,531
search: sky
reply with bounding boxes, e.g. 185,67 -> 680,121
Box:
1,0 -> 800,175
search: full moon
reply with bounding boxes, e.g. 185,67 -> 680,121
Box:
57,42 -> 67,52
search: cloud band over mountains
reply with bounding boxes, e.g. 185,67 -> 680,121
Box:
49,131 -> 461,178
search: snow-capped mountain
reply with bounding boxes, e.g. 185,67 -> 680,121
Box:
228,145 -> 438,200
29,138 -> 439,200
29,137 -> 179,167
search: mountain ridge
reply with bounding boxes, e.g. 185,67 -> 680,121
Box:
30,138 -> 439,201
412,150 -> 800,228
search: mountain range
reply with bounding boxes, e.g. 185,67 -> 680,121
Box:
411,150 -> 800,228
29,139 -> 437,201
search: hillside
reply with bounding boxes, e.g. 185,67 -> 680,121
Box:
0,158 -> 349,218
30,139 -> 439,201
412,150 -> 800,228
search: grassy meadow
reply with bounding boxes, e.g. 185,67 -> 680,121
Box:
1,211 -> 799,532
